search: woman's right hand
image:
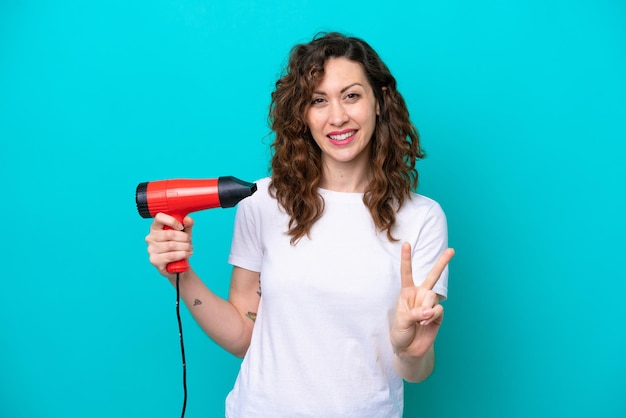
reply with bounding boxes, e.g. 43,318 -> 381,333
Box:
145,213 -> 194,277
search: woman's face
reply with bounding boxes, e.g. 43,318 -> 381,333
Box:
305,57 -> 379,174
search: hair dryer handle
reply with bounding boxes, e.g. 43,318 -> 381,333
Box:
164,213 -> 189,273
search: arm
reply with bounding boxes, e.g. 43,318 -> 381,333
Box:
145,213 -> 260,357
393,344 -> 435,383
171,266 -> 260,358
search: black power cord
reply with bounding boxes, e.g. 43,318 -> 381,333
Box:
175,272 -> 187,418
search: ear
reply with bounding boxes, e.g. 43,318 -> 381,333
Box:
376,86 -> 387,116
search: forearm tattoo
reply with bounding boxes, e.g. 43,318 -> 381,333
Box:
193,299 -> 202,306
245,281 -> 261,322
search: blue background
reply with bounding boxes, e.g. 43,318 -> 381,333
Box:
1,0 -> 625,417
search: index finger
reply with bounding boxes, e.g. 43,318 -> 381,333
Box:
420,248 -> 455,290
152,212 -> 184,231
400,242 -> 415,288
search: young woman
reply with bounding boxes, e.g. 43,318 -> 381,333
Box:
145,32 -> 454,418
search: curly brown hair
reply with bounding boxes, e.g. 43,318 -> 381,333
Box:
269,32 -> 425,244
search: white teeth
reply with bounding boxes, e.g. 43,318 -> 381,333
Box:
329,131 -> 355,141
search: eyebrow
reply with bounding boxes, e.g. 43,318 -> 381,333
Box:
312,82 -> 365,95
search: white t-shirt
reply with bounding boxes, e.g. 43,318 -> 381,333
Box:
226,177 -> 448,418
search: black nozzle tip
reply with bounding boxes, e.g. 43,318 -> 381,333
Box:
218,176 -> 257,208
135,182 -> 152,218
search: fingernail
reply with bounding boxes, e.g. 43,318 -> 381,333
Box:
423,308 -> 432,317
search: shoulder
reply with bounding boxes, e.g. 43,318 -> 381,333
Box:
242,177 -> 272,205
236,176 -> 281,216
255,176 -> 272,190
401,192 -> 446,217
232,176 -> 288,240
394,192 -> 447,237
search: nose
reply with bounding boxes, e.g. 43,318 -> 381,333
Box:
329,101 -> 349,126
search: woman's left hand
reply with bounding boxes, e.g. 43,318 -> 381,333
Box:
390,242 -> 455,358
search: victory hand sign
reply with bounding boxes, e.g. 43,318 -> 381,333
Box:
390,242 -> 455,382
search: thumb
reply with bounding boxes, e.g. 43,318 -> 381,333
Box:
182,215 -> 195,230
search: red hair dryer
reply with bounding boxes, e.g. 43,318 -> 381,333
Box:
136,176 -> 257,273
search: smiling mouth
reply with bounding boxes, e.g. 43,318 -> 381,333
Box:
328,130 -> 357,141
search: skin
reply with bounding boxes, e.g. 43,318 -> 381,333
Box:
145,57 -> 455,381
391,243 -> 455,382
146,214 -> 260,358
305,57 -> 379,192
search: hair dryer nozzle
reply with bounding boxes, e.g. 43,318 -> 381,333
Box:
218,176 -> 258,208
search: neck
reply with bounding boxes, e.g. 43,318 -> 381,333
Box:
319,161 -> 372,193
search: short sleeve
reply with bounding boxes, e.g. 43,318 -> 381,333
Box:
228,190 -> 263,273
412,202 -> 449,300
